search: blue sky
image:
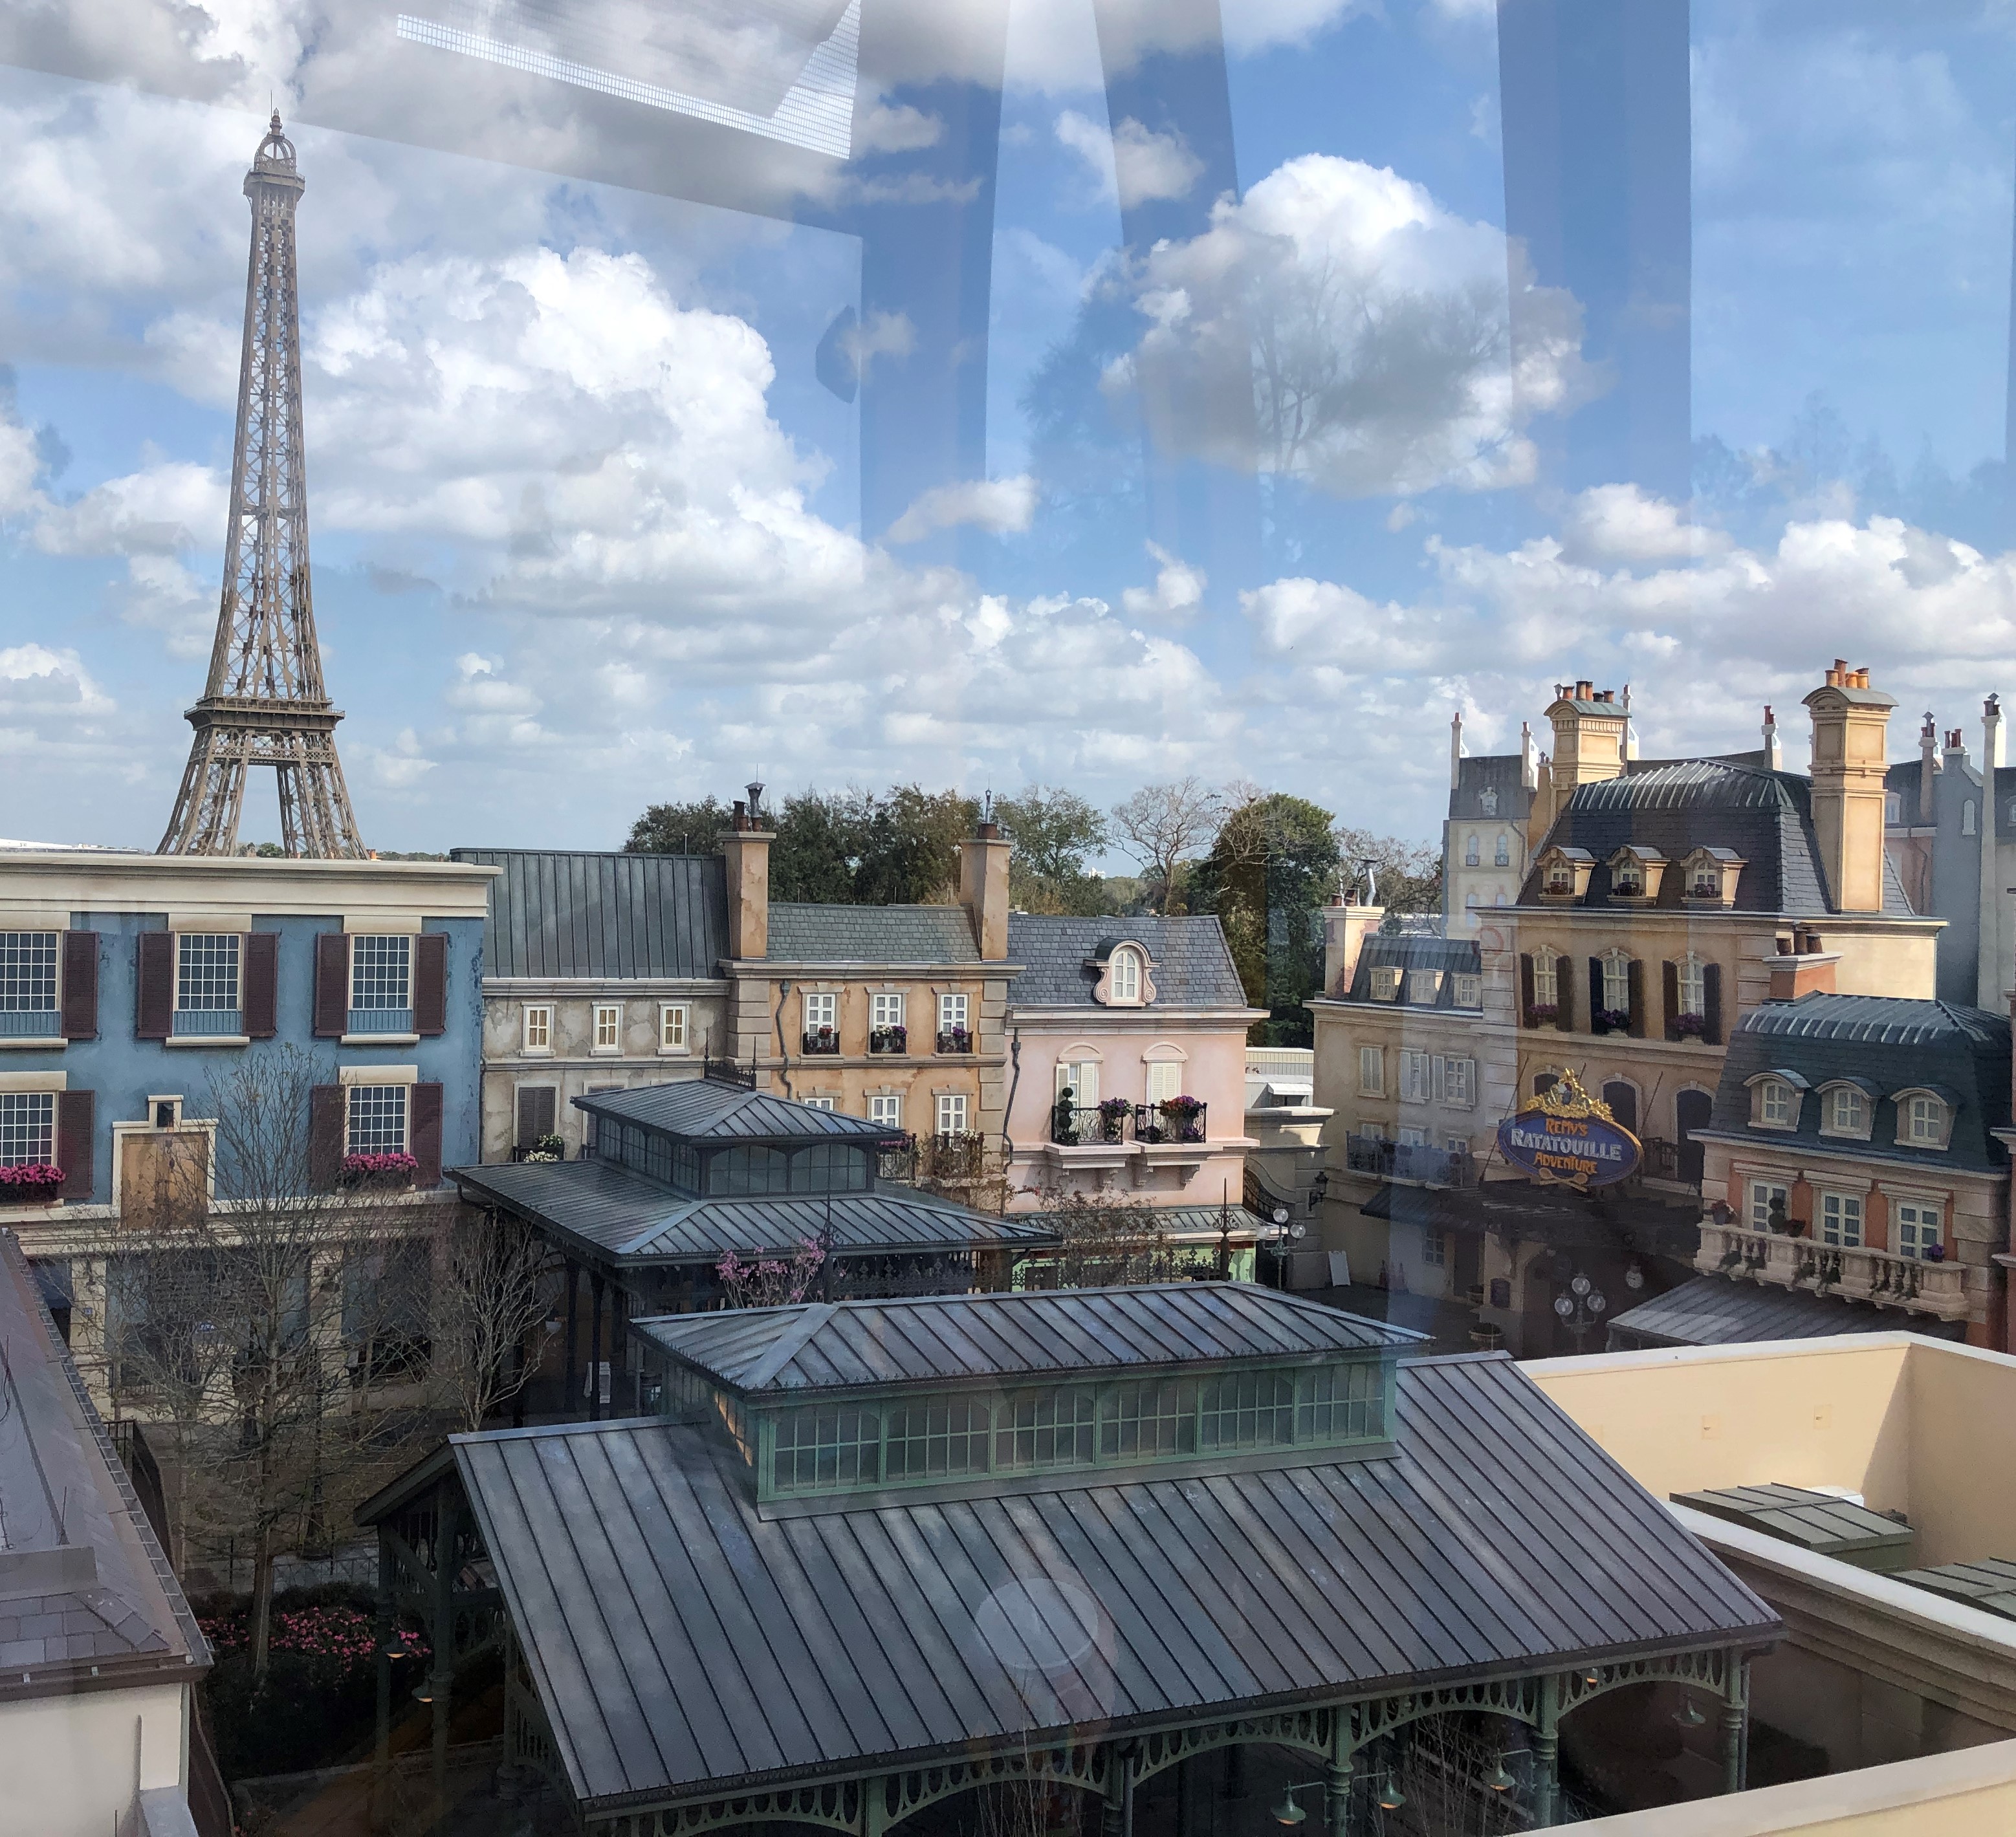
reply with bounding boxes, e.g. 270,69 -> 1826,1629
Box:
3,0 -> 2015,865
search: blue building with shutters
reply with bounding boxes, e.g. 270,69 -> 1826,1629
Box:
0,851 -> 494,1364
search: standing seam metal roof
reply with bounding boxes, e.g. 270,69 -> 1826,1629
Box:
633,1285 -> 1421,1391
575,1079 -> 890,1141
450,849 -> 728,979
448,1353 -> 1777,1811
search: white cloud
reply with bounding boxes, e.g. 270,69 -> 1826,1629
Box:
836,309 -> 916,384
997,0 -> 1375,92
886,475 -> 1038,544
1103,153 -> 1595,498
855,102 -> 943,153
1057,112 -> 1205,210
1121,543 -> 1206,622
1557,483 -> 1726,565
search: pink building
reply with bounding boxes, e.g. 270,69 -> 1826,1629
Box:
1002,915 -> 1263,1215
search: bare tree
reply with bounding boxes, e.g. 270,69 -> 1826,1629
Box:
1108,778 -> 1228,914
1026,1189 -> 1186,1290
108,1045 -> 428,1679
429,1209 -> 553,1433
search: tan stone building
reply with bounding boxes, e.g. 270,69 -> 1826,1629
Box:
1311,660 -> 1948,1354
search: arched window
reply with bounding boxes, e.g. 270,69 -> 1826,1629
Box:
1821,1084 -> 1870,1137
1599,948 -> 1632,1016
1885,792 -> 1901,823
1109,946 -> 1143,1004
1530,950 -> 1559,1008
1676,952 -> 1705,1020
1494,835 -> 1510,867
1464,834 -> 1480,867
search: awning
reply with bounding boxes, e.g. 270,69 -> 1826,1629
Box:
1605,1274 -> 1966,1350
1359,1179 -> 1702,1261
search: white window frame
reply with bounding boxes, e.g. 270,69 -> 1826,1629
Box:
936,1092 -> 969,1136
175,932 -> 242,1012
1531,952 -> 1559,1008
1599,949 -> 1632,1014
658,1003 -> 690,1056
592,1003 -> 622,1054
1819,1084 -> 1870,1139
1676,952 -> 1706,1019
871,992 -> 906,1030
1436,1056 -> 1475,1109
1422,1226 -> 1447,1268
1754,1080 -> 1797,1129
1494,835 -> 1510,867
1452,974 -> 1481,1008
803,992 -> 838,1034
0,1089 -> 57,1167
1055,1059 -> 1099,1108
0,930 -> 62,1040
869,1094 -> 903,1129
938,992 -> 969,1033
802,1095 -> 837,1112
1399,1049 -> 1432,1104
1368,966 -> 1402,1002
1397,1125 -> 1429,1147
1892,1199 -> 1942,1261
521,1004 -> 553,1055
344,1082 -> 410,1157
1748,1179 -> 1790,1232
1146,1060 -> 1182,1105
349,933 -> 412,1015
1108,947 -> 1144,1005
1819,1190 -> 1865,1248
1407,969 -> 1442,1005
1357,1046 -> 1384,1097
1463,834 -> 1480,867
1900,1092 -> 1949,1149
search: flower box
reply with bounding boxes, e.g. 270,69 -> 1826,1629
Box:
1595,1008 -> 1632,1033
1093,1098 -> 1131,1144
0,1162 -> 63,1202
340,1151 -> 418,1189
869,1025 -> 908,1055
936,1027 -> 972,1054
1669,1012 -> 1707,1040
1526,1004 -> 1559,1027
802,1027 -> 840,1055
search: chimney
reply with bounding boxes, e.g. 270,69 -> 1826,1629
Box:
1764,942 -> 1840,1001
1536,680 -> 1628,836
1918,713 -> 1938,823
1762,705 -> 1782,772
1802,661 -> 1896,915
958,812 -> 1012,961
1323,893 -> 1386,997
1623,684 -> 1639,760
1520,721 -> 1538,790
719,795 -> 774,959
1450,709 -> 1465,792
1981,695 -> 2005,1007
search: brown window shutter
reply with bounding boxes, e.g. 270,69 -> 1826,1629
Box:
1519,953 -> 1535,1022
1587,958 -> 1605,1033
516,1085 -> 557,1149
135,931 -> 174,1039
61,931 -> 98,1039
309,1084 -> 344,1188
1662,960 -> 1680,1039
243,933 -> 279,1039
314,935 -> 349,1038
1555,960 -> 1575,1033
56,1091 -> 94,1199
1704,962 -> 1725,1045
1627,959 -> 1645,1038
411,1083 -> 444,1187
413,933 -> 448,1036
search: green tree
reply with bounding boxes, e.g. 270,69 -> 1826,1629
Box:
1190,792 -> 1341,1046
993,787 -> 1113,915
770,790 -> 862,902
624,797 -> 730,855
851,785 -> 980,904
1335,826 -> 1444,915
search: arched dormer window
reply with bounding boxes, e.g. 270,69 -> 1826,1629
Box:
1110,946 -> 1143,1004
1090,942 -> 1156,1006
1892,1088 -> 1953,1151
1744,1070 -> 1807,1131
1817,1081 -> 1873,1140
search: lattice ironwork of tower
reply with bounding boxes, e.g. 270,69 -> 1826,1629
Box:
159,114 -> 366,858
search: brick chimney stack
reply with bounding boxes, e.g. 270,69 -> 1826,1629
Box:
1802,661 -> 1895,915
719,791 -> 774,960
959,808 -> 1013,961
1323,891 -> 1386,997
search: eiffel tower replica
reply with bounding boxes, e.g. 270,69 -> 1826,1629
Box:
159,113 -> 366,858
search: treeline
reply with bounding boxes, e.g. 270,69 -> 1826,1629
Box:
626,779 -> 1441,1045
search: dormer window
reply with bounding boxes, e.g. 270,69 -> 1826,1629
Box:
1092,942 -> 1156,1006
1407,969 -> 1443,1005
1537,847 -> 1595,902
1679,847 -> 1746,908
1818,1083 -> 1873,1140
1605,846 -> 1665,905
1893,1089 -> 1952,1151
1544,860 -> 1573,896
1746,1071 -> 1806,1131
1452,973 -> 1481,1006
1110,946 -> 1143,1004
1368,966 -> 1403,1002
1480,788 -> 1499,816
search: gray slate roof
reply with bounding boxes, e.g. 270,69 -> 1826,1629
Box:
1005,914 -> 1249,1008
1337,933 -> 1483,1006
1703,994 -> 2011,1175
452,1158 -> 1055,1267
635,1285 -> 1421,1393
576,1080 -> 889,1143
449,1352 -> 1778,1812
1605,1274 -> 1964,1350
0,1234 -> 206,1691
1519,760 -> 1917,917
451,849 -> 727,979
1449,753 -> 1535,823
768,903 -> 982,964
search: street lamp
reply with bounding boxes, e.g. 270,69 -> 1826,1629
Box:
1551,1271 -> 1609,1347
1269,1783 -> 1322,1827
1269,1208 -> 1304,1290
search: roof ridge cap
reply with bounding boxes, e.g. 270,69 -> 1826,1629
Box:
737,1302 -> 842,1389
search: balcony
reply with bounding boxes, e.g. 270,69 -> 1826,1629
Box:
171,1007 -> 243,1038
936,1027 -> 972,1054
347,1005 -> 414,1036
1134,1102 -> 1207,1146
802,1027 -> 841,1055
1051,1103 -> 1132,1147
1633,1136 -> 1701,1192
1344,1137 -> 1475,1188
1696,1223 -> 1971,1323
868,1026 -> 908,1056
0,1008 -> 60,1039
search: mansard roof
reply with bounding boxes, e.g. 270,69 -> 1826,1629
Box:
1518,760 -> 1917,918
1448,752 -> 1535,823
452,847 -> 728,979
1006,913 -> 1249,1008
1335,933 -> 1482,1006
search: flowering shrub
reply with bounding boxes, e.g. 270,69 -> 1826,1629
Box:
0,1162 -> 63,1193
1526,1003 -> 1559,1025
1671,1012 -> 1707,1039
199,1602 -> 426,1669
869,1024 -> 908,1053
802,1025 -> 840,1054
1595,1008 -> 1632,1032
718,1237 -> 826,1308
340,1151 -> 417,1184
936,1026 -> 972,1053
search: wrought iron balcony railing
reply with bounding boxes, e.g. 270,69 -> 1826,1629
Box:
936,1028 -> 973,1054
868,1027 -> 908,1055
1343,1137 -> 1474,1188
1051,1105 -> 1132,1147
1134,1102 -> 1208,1146
1695,1222 -> 1970,1322
802,1028 -> 841,1055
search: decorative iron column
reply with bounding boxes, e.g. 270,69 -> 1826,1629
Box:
1324,1712 -> 1353,1837
1719,1653 -> 1749,1794
159,114 -> 366,858
1531,1673 -> 1561,1826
